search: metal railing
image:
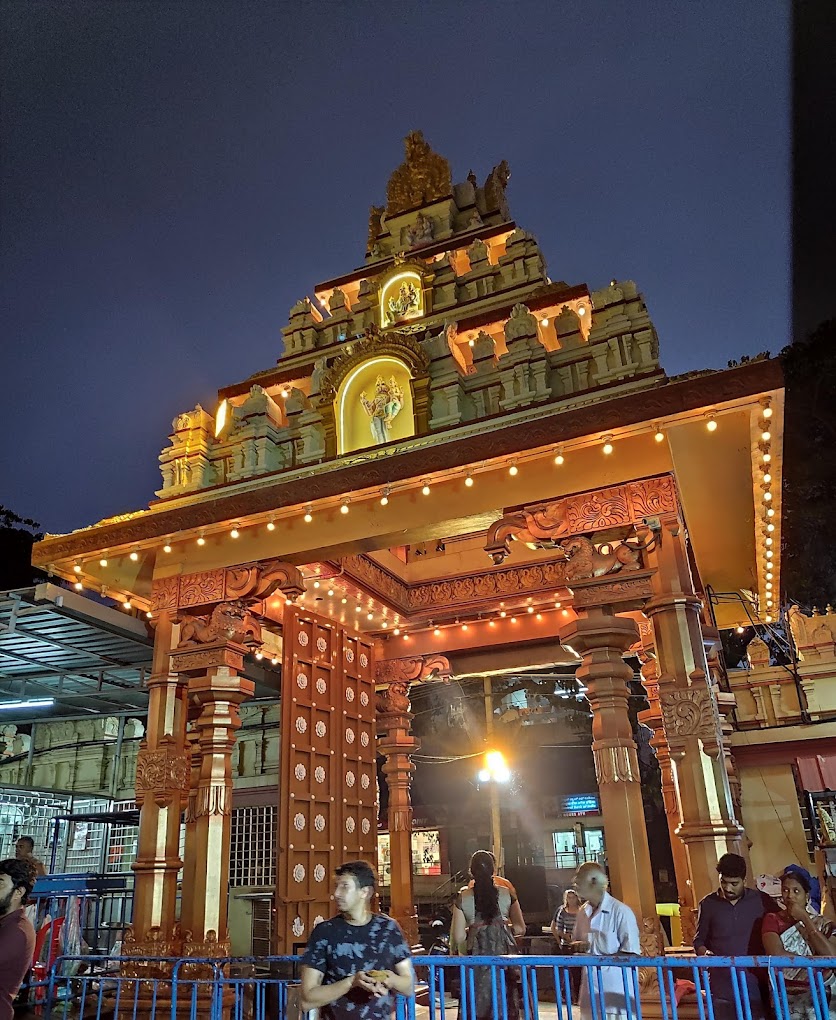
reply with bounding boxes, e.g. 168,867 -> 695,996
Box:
25,953 -> 836,1020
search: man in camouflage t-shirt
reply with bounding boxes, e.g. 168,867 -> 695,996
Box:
301,861 -> 414,1019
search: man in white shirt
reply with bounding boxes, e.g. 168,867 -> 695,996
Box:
571,862 -> 640,1020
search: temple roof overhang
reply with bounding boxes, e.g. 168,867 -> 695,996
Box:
33,357 -> 783,633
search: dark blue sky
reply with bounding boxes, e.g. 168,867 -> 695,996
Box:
1,1 -> 789,535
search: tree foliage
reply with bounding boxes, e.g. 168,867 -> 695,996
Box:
0,505 -> 46,590
780,320 -> 836,606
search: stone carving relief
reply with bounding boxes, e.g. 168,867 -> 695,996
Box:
788,605 -> 836,661
386,131 -> 452,216
367,206 -> 385,251
375,680 -> 412,719
404,212 -> 434,248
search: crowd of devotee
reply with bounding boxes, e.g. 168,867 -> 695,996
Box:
2,839 -> 835,1020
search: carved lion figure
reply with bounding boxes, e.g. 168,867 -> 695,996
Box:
178,600 -> 261,648
560,536 -> 642,580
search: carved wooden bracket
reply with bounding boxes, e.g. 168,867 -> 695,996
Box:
374,653 -> 452,686
485,475 -> 678,565
152,558 -> 305,614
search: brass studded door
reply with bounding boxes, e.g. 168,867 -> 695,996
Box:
276,603 -> 377,951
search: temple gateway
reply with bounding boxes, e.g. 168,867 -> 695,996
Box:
30,131 -> 831,959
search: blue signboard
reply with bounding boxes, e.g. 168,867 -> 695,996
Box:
560,794 -> 600,816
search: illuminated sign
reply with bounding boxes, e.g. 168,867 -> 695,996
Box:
560,794 -> 600,816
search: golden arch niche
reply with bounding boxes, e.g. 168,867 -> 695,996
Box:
380,271 -> 423,327
337,356 -> 416,454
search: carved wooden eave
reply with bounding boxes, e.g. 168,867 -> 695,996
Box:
151,559 -> 305,614
31,358 -> 783,568
373,653 -> 452,688
486,475 -> 679,565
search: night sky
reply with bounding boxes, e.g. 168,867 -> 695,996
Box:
2,2 -> 789,535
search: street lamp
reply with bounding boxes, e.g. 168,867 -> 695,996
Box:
478,749 -> 510,872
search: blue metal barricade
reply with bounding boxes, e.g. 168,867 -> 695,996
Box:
29,953 -> 836,1020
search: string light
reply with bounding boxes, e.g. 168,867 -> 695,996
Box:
461,623 -> 468,631
766,571 -> 773,580
255,651 -> 263,661
536,613 -> 542,620
765,537 -> 773,546
736,625 -> 745,634
602,436 -> 614,455
763,491 -> 773,501
763,453 -> 772,463
74,581 -> 83,591
433,626 -> 440,636
767,523 -> 775,532
327,588 -> 334,597
654,427 -> 665,443
230,525 -> 240,539
540,317 -> 549,327
267,519 -> 276,531
341,597 -> 347,604
554,450 -> 565,466
313,580 -> 320,588
509,461 -> 519,477
465,472 -> 474,487
706,413 -> 718,432
499,611 -> 506,618
766,507 -> 775,517
765,615 -> 773,623
304,507 -> 313,523
163,543 -> 172,553
762,404 -> 773,419
510,616 -> 517,624
123,600 -> 132,610
393,628 -> 400,636
527,606 -> 534,614
381,621 -> 388,629
129,550 -> 139,562
421,482 -> 431,496
197,531 -> 206,546
340,499 -> 350,514
99,557 -> 108,567
763,473 -> 772,483
761,430 -> 771,442
73,563 -> 81,573
367,612 -> 374,620
146,611 -> 153,619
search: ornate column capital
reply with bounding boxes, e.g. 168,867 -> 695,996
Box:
170,639 -> 250,676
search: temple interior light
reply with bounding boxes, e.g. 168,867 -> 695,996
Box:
421,482 -> 431,495
197,532 -> 206,546
304,507 -> 313,522
763,472 -> 772,483
380,488 -> 390,506
327,588 -> 334,597
340,500 -> 350,514
146,611 -> 152,619
761,430 -> 771,442
763,404 -> 773,418
763,491 -> 773,501
73,562 -> 81,573
267,519 -> 276,531
230,526 -> 240,538
767,523 -> 775,532
163,543 -> 172,553
540,317 -> 549,326
74,581 -> 83,591
99,557 -> 108,567
465,472 -> 474,487
767,507 -> 775,517
654,427 -> 665,442
129,550 -> 139,561
509,462 -> 518,476
554,451 -> 565,465
123,600 -> 132,609
706,413 -> 718,432
602,436 -> 614,455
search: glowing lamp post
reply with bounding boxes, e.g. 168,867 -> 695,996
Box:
478,749 -> 510,871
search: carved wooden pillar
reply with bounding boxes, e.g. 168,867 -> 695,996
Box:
639,516 -> 745,904
636,641 -> 695,944
377,680 -> 420,947
171,640 -> 254,952
559,584 -> 662,955
129,612 -> 190,949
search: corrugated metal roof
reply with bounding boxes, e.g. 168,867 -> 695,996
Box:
0,583 -> 152,719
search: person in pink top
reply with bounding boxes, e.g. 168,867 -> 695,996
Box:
0,859 -> 36,1020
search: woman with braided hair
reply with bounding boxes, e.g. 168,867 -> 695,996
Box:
450,851 -> 526,1020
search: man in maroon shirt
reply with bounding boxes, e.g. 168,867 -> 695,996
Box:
0,859 -> 36,1020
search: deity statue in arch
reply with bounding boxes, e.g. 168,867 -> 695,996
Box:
360,375 -> 404,444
